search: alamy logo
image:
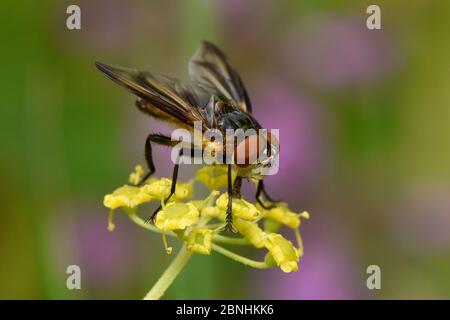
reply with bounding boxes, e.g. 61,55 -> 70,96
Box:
66,265 -> 81,290
366,265 -> 381,290
66,5 -> 81,30
366,5 -> 381,30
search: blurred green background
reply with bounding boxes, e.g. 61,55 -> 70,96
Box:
1,0 -> 449,299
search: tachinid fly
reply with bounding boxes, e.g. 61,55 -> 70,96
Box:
96,41 -> 280,231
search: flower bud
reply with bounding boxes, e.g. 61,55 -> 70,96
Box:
155,202 -> 199,231
216,194 -> 260,220
142,178 -> 192,201
103,185 -> 152,210
234,219 -> 267,248
266,205 -> 300,229
264,233 -> 300,273
187,228 -> 213,255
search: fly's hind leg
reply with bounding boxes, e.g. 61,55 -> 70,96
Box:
255,180 -> 281,209
223,165 -> 239,233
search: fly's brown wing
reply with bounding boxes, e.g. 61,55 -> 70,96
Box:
188,41 -> 252,113
95,62 -> 211,130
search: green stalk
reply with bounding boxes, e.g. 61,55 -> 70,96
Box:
211,244 -> 269,269
143,244 -> 192,300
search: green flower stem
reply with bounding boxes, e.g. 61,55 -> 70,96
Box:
143,244 -> 192,300
212,234 -> 250,245
211,243 -> 269,269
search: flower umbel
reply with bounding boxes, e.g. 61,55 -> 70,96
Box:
104,165 -> 310,299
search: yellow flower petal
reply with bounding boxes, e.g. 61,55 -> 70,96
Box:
141,178 -> 193,201
187,228 -> 213,255
200,206 -> 225,221
263,251 -> 277,268
196,165 -> 236,190
103,185 -> 152,210
263,218 -> 282,233
264,233 -> 299,273
174,182 -> 194,200
265,205 -> 300,229
234,219 -> 267,248
216,193 -> 260,220
141,178 -> 172,198
189,200 -> 205,210
154,202 -> 199,231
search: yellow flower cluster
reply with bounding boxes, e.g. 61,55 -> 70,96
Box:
103,165 -> 309,273
104,165 -> 193,211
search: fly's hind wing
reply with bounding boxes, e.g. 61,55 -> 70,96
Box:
188,41 -> 252,113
